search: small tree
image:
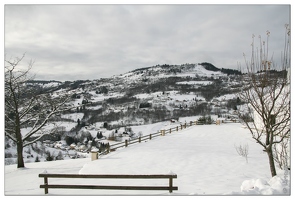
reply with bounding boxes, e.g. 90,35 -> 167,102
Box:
234,143 -> 249,163
238,25 -> 290,177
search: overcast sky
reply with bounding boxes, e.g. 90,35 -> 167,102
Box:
5,4 -> 290,81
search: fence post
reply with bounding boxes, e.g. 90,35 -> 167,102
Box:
190,121 -> 192,126
107,145 -> 110,153
125,139 -> 128,147
176,126 -> 178,131
91,150 -> 98,161
149,134 -> 152,140
139,137 -> 141,143
170,128 -> 171,133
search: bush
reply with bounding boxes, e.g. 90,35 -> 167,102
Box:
198,116 -> 214,124
56,151 -> 64,160
139,102 -> 152,108
240,113 -> 254,123
108,131 -> 116,141
5,152 -> 13,158
35,156 -> 40,162
45,151 -> 54,161
103,122 -> 108,129
99,142 -> 110,153
76,130 -> 92,143
97,131 -> 103,139
5,158 -> 16,165
234,143 -> 249,163
65,136 -> 75,146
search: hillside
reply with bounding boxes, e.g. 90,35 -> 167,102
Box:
6,62 -> 245,166
5,122 -> 290,195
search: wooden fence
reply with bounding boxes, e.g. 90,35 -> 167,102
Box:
39,173 -> 178,194
108,120 -> 203,153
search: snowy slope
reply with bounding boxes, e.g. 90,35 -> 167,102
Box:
4,123 -> 290,195
114,63 -> 226,85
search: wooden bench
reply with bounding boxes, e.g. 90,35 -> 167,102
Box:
39,173 -> 178,194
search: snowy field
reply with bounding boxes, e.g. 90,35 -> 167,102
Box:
4,123 -> 291,196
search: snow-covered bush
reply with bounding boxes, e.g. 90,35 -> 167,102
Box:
56,151 -> 64,160
45,151 -> 54,161
198,115 -> 214,124
76,130 -> 92,143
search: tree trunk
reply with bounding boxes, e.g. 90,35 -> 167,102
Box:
17,140 -> 25,168
15,116 -> 25,168
266,148 -> 277,177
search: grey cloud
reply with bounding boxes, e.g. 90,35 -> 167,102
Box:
5,4 -> 290,81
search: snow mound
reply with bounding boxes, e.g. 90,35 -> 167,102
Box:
240,175 -> 290,195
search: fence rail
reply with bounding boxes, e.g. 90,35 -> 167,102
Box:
39,173 -> 178,194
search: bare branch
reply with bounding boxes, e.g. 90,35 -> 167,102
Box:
5,130 -> 17,142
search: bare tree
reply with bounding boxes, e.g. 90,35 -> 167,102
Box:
5,54 -> 72,168
234,143 -> 249,163
238,25 -> 290,177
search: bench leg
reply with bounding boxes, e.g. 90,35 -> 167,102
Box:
44,177 -> 48,194
169,177 -> 173,193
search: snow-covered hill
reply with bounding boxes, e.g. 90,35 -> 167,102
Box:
118,63 -> 227,79
5,62 -> 244,166
5,123 -> 290,195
